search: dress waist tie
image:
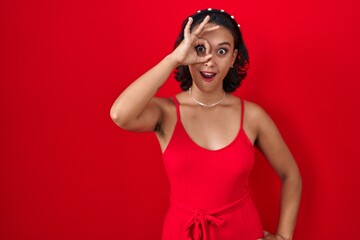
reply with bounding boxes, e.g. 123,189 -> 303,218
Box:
170,192 -> 250,240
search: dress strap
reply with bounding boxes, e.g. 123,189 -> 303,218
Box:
240,98 -> 244,130
172,96 -> 181,121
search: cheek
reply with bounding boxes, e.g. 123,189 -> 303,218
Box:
217,59 -> 232,72
188,63 -> 203,75
188,65 -> 196,76
188,66 -> 203,82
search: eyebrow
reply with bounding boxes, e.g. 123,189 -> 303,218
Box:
218,42 -> 231,47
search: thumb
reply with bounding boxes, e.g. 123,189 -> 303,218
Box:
257,230 -> 270,240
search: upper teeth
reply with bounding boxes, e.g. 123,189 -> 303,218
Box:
203,72 -> 215,76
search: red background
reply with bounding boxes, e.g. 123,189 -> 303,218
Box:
1,0 -> 360,239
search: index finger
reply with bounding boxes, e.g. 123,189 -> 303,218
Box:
192,15 -> 210,35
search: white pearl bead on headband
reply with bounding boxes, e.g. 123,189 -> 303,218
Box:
195,8 -> 241,28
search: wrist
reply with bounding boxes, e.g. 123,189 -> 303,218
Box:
275,233 -> 291,240
165,53 -> 181,68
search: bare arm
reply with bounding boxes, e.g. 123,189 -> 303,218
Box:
110,56 -> 177,132
110,16 -> 217,132
253,104 -> 302,240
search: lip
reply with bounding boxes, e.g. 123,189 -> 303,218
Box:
200,71 -> 217,82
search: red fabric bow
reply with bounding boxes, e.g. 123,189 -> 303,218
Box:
185,209 -> 225,240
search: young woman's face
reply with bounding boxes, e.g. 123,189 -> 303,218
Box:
189,24 -> 238,92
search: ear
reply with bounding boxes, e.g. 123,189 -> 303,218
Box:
231,49 -> 238,66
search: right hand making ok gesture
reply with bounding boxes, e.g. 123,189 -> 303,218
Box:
170,15 -> 220,67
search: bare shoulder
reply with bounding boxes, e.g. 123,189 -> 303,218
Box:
242,99 -> 279,145
243,100 -> 272,127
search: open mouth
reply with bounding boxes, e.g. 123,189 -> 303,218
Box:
200,71 -> 216,81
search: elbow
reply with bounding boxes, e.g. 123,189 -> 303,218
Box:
298,173 -> 303,191
280,167 -> 302,186
110,107 -> 130,128
294,167 -> 302,187
110,108 -> 121,126
282,170 -> 302,192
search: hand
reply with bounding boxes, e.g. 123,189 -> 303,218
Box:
169,15 -> 219,66
257,231 -> 288,240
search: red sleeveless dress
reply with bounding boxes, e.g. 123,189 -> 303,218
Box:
161,97 -> 264,240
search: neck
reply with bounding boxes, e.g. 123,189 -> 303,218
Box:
188,87 -> 226,107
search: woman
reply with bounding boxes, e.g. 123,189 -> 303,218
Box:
110,8 -> 302,240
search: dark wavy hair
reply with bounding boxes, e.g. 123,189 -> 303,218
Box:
174,9 -> 249,92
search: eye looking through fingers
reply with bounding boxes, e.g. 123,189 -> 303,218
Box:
195,45 -> 206,56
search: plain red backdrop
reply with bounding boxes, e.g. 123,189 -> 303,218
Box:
1,0 -> 360,239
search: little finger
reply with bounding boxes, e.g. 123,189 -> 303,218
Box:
184,17 -> 193,39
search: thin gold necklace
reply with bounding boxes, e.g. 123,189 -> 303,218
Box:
188,87 -> 226,107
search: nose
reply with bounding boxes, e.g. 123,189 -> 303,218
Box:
204,57 -> 215,68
